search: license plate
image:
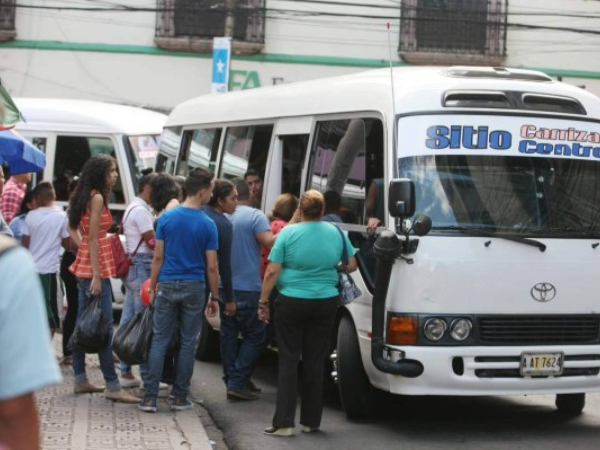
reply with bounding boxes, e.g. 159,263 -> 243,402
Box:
520,352 -> 564,376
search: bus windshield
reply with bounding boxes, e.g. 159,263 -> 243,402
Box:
399,155 -> 600,237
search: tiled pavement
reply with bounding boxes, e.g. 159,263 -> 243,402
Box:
38,336 -> 213,450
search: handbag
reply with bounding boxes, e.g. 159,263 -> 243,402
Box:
334,225 -> 362,305
109,207 -> 144,279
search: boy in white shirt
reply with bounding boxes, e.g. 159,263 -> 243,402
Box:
22,182 -> 71,337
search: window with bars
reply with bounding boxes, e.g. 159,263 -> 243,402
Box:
0,0 -> 16,42
155,0 -> 265,55
399,0 -> 507,65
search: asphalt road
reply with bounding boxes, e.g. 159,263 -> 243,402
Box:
190,352 -> 600,450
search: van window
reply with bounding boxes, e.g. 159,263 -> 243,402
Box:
53,136 -> 125,205
177,128 -> 222,176
307,118 -> 384,290
156,126 -> 183,174
220,124 -> 274,180
280,134 -> 309,198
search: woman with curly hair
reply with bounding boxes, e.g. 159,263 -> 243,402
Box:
67,154 -> 139,403
149,173 -> 181,216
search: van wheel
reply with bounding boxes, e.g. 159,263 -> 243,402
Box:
195,314 -> 220,362
337,315 -> 373,419
555,393 -> 585,416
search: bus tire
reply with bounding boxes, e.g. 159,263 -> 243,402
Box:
555,393 -> 585,416
195,314 -> 220,362
337,315 -> 373,419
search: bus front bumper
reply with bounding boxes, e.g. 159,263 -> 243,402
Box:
377,345 -> 600,396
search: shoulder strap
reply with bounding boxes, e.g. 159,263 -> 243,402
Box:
119,203 -> 144,235
333,224 -> 349,266
0,235 -> 17,259
130,237 -> 145,259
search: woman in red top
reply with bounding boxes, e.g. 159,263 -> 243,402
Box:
260,194 -> 298,278
67,155 -> 139,403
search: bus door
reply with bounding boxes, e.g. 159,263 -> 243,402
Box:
306,117 -> 385,292
264,118 -> 312,213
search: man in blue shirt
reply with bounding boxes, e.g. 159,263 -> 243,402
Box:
0,235 -> 61,449
223,179 -> 274,400
140,168 -> 219,413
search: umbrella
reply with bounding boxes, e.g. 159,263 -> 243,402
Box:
0,130 -> 46,175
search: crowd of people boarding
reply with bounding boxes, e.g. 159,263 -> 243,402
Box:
0,153 -> 358,439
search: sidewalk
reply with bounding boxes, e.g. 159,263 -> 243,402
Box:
38,336 -> 213,450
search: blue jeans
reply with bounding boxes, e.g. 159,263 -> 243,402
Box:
144,280 -> 205,400
119,253 -> 153,377
72,278 -> 120,392
220,290 -> 267,390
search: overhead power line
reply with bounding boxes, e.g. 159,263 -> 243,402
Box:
5,2 -> 600,38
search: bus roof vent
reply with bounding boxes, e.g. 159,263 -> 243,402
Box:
444,90 -> 511,109
522,94 -> 586,115
443,67 -> 553,82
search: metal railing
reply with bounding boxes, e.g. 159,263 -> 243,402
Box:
400,0 -> 507,57
156,0 -> 265,44
0,0 -> 15,31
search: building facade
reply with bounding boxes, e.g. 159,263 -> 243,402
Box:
1,0 -> 600,110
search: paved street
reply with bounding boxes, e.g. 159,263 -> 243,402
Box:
191,352 -> 600,450
38,336 -> 213,450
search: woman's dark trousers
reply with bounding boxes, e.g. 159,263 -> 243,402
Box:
272,294 -> 338,429
61,251 -> 78,357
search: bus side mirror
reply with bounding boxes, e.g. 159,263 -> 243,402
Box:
412,214 -> 432,237
388,178 -> 415,219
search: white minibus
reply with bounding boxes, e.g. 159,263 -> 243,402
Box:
15,98 -> 167,302
157,66 -> 600,417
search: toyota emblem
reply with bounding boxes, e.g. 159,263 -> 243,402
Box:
531,283 -> 557,302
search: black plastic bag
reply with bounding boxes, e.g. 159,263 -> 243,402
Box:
68,294 -> 110,353
113,305 -> 154,366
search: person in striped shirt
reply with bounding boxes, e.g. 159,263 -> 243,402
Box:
0,172 -> 31,224
67,155 -> 139,404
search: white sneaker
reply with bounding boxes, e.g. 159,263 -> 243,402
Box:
140,381 -> 169,390
120,377 -> 141,388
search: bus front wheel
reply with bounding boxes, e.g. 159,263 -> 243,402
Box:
337,315 -> 374,419
555,393 -> 585,416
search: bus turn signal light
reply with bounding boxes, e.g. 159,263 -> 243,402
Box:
387,315 -> 418,345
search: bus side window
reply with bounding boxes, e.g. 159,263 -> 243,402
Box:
220,124 -> 274,179
177,128 -> 222,176
309,119 -> 368,224
156,126 -> 183,175
307,118 -> 384,291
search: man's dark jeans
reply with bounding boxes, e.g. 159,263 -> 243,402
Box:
145,280 -> 205,400
219,290 -> 266,390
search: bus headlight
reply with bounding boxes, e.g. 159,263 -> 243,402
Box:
424,318 -> 447,341
450,319 -> 472,341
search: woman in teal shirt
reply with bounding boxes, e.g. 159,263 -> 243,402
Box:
259,189 -> 357,437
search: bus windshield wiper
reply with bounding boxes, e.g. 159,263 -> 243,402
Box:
432,226 -> 547,252
531,227 -> 600,240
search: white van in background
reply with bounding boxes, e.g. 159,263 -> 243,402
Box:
14,98 -> 167,303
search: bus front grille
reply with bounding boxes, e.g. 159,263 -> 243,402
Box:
479,316 -> 600,345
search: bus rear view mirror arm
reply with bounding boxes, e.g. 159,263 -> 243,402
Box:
371,231 -> 424,378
